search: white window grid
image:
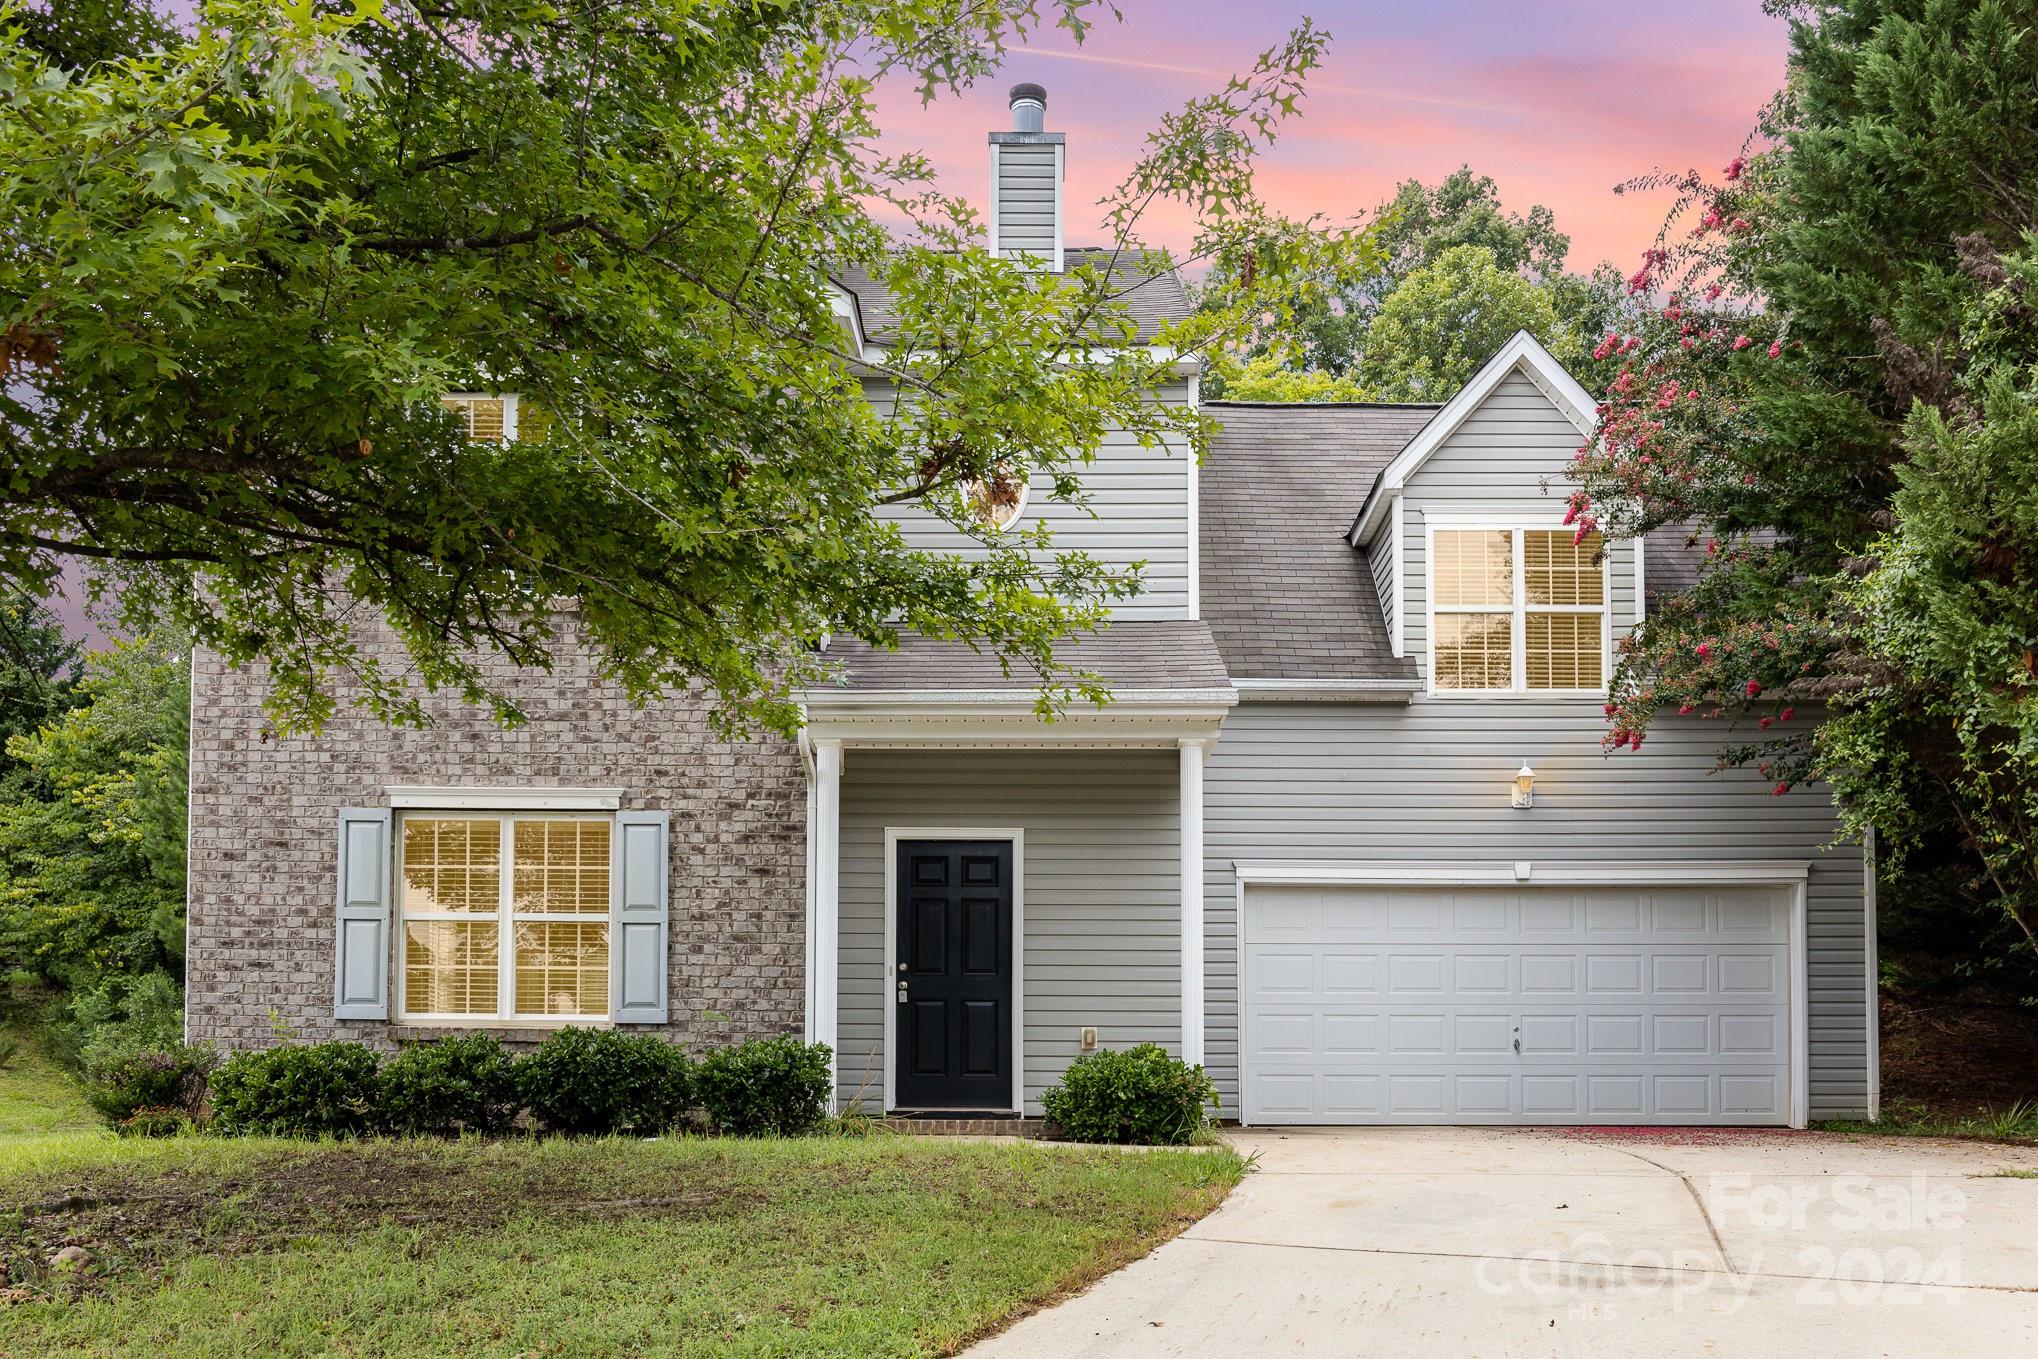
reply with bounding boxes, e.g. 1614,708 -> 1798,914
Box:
396,810 -> 613,1024
1427,523 -> 1613,697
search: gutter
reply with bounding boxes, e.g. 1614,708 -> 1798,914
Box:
799,686 -> 1238,711
1231,677 -> 1418,703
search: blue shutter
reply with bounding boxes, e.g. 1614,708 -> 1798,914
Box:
612,811 -> 670,1024
334,808 -> 392,1019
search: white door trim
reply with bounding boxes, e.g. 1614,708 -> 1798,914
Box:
883,826 -> 1026,1115
1232,860 -> 1812,1129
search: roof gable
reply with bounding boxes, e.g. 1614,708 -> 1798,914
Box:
1347,330 -> 1596,546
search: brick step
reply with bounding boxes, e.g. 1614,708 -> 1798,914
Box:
877,1115 -> 1047,1138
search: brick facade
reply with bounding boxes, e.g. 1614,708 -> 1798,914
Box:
186,617 -> 808,1051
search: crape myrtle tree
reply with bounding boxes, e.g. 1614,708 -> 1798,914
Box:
1572,0 -> 2038,964
0,0 -> 1363,736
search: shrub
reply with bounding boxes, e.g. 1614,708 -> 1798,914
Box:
82,1039 -> 217,1133
376,1034 -> 520,1136
1041,1043 -> 1218,1145
517,1027 -> 691,1135
57,971 -> 185,1069
694,1036 -> 831,1136
209,1041 -> 382,1136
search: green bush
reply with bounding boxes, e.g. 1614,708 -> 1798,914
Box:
1041,1043 -> 1218,1145
517,1027 -> 691,1134
376,1034 -> 519,1136
209,1041 -> 382,1136
82,1039 -> 217,1133
694,1036 -> 831,1136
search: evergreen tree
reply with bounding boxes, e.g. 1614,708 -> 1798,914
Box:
1576,0 -> 2038,969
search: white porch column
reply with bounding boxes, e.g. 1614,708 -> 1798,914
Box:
1179,737 -> 1208,1067
810,738 -> 844,1106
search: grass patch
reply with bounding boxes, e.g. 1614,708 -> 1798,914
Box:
0,1133 -> 1243,1357
0,1015 -> 101,1140
1815,1097 -> 2038,1146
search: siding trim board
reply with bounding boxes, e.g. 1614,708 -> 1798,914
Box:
1350,331 -> 1598,548
883,826 -> 1026,1113
1231,860 -> 1812,1128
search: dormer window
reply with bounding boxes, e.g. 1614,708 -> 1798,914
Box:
1430,526 -> 1608,694
442,393 -> 520,443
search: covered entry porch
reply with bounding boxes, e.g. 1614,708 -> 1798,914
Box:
800,624 -> 1234,1115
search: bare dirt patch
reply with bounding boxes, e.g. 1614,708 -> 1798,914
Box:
1,1142 -> 763,1302
1879,991 -> 2038,1119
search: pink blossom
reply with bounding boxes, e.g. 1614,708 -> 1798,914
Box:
1779,707 -> 1795,723
1704,283 -> 1725,302
1678,703 -> 1695,716
1732,335 -> 1752,351
1696,642 -> 1712,660
1603,703 -> 1617,716
1745,679 -> 1762,698
1759,716 -> 1773,730
1767,341 -> 1782,359
1628,731 -> 1644,751
1729,217 -> 1751,234
1724,156 -> 1746,181
1663,305 -> 1683,322
1772,781 -> 1788,796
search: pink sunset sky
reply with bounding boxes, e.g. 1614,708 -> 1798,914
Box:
872,1 -> 1791,275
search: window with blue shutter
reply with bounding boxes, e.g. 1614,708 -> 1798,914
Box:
335,808 -> 393,1019
612,811 -> 670,1024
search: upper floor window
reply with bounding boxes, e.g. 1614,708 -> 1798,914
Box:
442,393 -> 519,443
1431,527 -> 1607,694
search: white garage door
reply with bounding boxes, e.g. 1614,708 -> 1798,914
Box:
1240,881 -> 1794,1125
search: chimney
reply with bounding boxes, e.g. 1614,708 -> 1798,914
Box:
989,82 -> 1063,271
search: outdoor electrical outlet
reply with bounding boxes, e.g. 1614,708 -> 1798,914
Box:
1080,1027 -> 1098,1050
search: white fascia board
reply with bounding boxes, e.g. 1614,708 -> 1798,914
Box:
1231,859 -> 1811,886
802,694 -> 1234,747
1348,330 -> 1599,548
825,280 -> 867,357
387,786 -> 623,810
801,688 -> 1236,709
1232,678 -> 1417,703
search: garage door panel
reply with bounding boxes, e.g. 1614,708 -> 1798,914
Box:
1240,881 -> 1793,1126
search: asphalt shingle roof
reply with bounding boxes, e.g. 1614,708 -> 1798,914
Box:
813,620 -> 1232,695
1199,401 -> 1441,682
834,247 -> 1191,346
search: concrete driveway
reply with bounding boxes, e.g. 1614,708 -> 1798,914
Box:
971,1127 -> 2038,1356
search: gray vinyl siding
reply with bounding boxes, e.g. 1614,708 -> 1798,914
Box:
1201,703 -> 1872,1120
993,141 -> 1059,261
1399,368 -> 1633,678
836,748 -> 1180,1113
867,378 -> 1196,621
1367,534 -> 1396,647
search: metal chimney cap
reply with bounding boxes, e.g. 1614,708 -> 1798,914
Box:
1009,82 -> 1047,107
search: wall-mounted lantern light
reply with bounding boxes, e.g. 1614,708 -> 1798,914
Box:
1512,761 -> 1536,810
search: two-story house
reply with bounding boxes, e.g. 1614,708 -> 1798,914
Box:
186,88 -> 1875,1127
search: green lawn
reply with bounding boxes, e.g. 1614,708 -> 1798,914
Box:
0,1016 -> 101,1139
0,1131 -> 1242,1358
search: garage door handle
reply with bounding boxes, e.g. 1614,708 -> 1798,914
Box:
1512,1026 -> 1521,1056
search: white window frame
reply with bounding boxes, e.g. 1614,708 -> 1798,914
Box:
395,809 -> 615,1027
442,392 -> 521,443
1425,516 -> 1613,698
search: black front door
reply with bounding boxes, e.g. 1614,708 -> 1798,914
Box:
895,839 -> 1015,1111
